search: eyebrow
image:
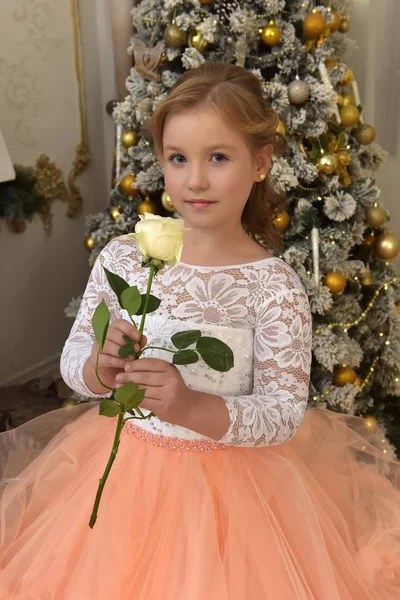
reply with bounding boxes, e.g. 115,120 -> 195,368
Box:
163,144 -> 237,153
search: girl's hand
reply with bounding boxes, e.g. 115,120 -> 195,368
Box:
115,358 -> 196,423
90,320 -> 147,389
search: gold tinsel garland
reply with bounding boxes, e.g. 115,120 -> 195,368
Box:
315,277 -> 400,334
312,277 -> 400,405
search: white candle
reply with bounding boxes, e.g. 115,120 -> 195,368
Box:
116,123 -> 123,179
311,226 -> 320,287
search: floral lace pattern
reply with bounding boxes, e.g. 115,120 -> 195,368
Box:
60,237 -> 312,447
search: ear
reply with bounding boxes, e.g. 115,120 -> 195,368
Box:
254,144 -> 273,182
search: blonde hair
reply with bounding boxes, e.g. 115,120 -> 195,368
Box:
149,62 -> 287,250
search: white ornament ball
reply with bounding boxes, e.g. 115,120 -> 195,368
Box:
288,79 -> 310,105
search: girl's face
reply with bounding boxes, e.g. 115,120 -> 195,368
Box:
162,104 -> 272,232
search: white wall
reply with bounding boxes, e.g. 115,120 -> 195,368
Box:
0,0 -> 116,384
349,0 -> 400,262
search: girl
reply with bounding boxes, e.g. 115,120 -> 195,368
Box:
1,63 -> 399,599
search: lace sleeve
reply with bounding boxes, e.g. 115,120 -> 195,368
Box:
218,286 -> 312,447
60,243 -> 122,398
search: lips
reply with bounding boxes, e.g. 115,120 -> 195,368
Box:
185,200 -> 217,208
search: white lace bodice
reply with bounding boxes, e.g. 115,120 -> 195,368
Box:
60,236 -> 312,447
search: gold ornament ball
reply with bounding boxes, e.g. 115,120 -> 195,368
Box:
84,235 -> 95,251
121,128 -> 139,148
334,366 -> 357,386
272,211 -> 290,232
329,11 -> 341,33
322,26 -> 331,39
161,189 -> 176,212
361,268 -> 374,286
164,23 -> 187,48
354,374 -> 363,387
304,39 -> 315,52
188,30 -> 209,52
119,173 -> 138,196
303,12 -> 326,40
325,58 -> 337,69
338,67 -> 354,87
276,119 -> 287,136
342,93 -> 355,106
317,153 -> 338,175
336,94 -> 344,106
137,197 -> 158,215
354,124 -> 376,145
340,105 -> 360,127
366,205 -> 387,228
362,232 -> 376,247
339,18 -> 351,33
324,271 -> 347,294
110,206 -> 122,221
160,52 -> 168,65
374,232 -> 400,260
260,22 -> 281,46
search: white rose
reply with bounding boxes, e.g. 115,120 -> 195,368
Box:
131,213 -> 186,266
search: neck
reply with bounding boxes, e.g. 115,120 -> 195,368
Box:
180,223 -> 255,266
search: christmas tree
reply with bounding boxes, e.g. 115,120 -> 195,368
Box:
68,0 -> 400,455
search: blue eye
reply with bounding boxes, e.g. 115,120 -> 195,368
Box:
168,154 -> 186,164
211,153 -> 228,163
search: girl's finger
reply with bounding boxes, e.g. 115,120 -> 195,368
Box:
139,334 -> 148,348
116,372 -> 164,387
112,320 -> 142,340
126,358 -> 171,372
102,339 -> 127,356
97,353 -> 126,370
106,328 -> 138,347
112,322 -> 147,348
103,338 -> 141,358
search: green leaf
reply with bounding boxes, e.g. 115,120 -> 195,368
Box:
92,300 -> 110,352
171,330 -> 202,350
103,267 -> 129,305
118,335 -> 137,359
114,381 -> 142,410
196,337 -> 234,372
99,399 -> 122,417
121,286 -> 142,316
126,387 -> 146,411
173,350 -> 199,366
136,294 -> 161,316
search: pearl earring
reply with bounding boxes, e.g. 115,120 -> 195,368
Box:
259,174 -> 266,181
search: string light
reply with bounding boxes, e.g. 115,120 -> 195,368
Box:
311,356 -> 379,405
315,277 -> 400,334
298,182 -> 320,192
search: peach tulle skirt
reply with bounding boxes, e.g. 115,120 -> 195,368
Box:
0,403 -> 399,599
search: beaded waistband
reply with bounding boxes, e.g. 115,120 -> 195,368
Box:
123,421 -> 227,452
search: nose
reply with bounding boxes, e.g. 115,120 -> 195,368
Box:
187,163 -> 209,191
